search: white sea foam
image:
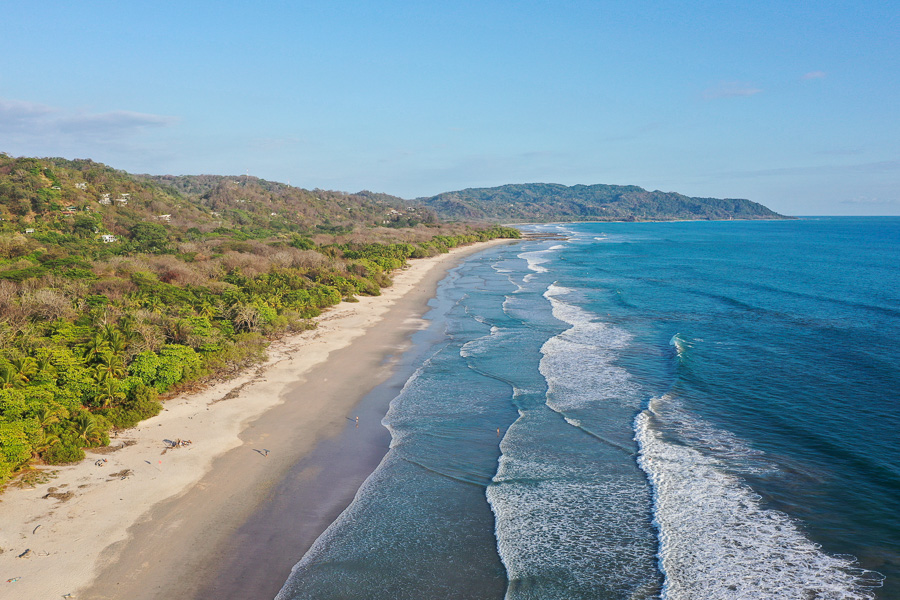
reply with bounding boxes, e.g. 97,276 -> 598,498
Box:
485,281 -> 659,598
491,260 -> 514,274
652,395 -> 774,475
635,404 -> 882,600
488,474 -> 657,599
459,326 -> 505,358
540,284 -> 638,411
518,249 -> 550,274
490,406 -> 658,598
669,332 -> 689,358
563,416 -> 581,428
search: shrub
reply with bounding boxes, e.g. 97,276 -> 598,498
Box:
154,344 -> 203,391
101,382 -> 162,428
43,442 -> 84,464
0,421 -> 32,469
129,351 -> 160,387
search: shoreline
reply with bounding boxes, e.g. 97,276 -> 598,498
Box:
503,216 -> 794,226
0,238 -> 515,600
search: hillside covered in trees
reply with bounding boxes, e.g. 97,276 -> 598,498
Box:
416,182 -> 787,222
0,154 -> 518,486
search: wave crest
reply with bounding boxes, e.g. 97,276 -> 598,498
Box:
635,406 -> 883,600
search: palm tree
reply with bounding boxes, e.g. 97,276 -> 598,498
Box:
94,377 -> 125,410
117,314 -> 137,336
81,334 -> 110,364
107,331 -> 128,354
195,301 -> 217,319
32,432 -> 60,460
141,294 -> 163,314
95,353 -> 126,379
34,354 -> 57,378
34,405 -> 62,428
265,290 -> 285,308
101,323 -> 118,341
31,406 -> 63,460
9,356 -> 37,385
71,413 -> 102,445
100,324 -> 128,351
165,319 -> 192,344
0,364 -> 21,389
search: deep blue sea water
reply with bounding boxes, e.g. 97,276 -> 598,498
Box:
277,218 -> 900,600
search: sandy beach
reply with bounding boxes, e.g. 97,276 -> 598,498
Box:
0,238 -> 514,600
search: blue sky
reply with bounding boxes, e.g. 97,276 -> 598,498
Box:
1,1 -> 897,215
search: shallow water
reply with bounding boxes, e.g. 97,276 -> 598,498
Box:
278,218 -> 899,599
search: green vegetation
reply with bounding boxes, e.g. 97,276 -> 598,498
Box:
0,153 -> 519,486
416,182 -> 787,222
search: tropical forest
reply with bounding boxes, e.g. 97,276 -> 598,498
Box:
0,153 -> 519,486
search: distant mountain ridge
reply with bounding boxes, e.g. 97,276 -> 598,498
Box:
0,153 -> 785,230
416,183 -> 787,222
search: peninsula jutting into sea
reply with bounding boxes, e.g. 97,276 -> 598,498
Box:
0,154 -> 895,599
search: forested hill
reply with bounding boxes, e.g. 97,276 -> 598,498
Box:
416,183 -> 786,222
0,154 -> 518,485
0,155 -> 437,237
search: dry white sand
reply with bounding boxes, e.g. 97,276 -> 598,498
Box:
0,239 -> 512,600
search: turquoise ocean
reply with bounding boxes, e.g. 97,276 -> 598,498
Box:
277,218 -> 899,600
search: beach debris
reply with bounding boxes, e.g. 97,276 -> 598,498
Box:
162,438 -> 192,453
63,594 -> 74,598
94,458 -> 107,466
17,548 -> 31,558
6,577 -> 20,583
108,469 -> 133,480
42,490 -> 74,502
32,524 -> 41,535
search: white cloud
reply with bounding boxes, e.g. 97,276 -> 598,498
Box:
0,99 -> 57,133
0,97 -> 177,140
702,82 -> 763,100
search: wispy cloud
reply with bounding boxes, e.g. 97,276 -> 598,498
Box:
802,71 -> 827,80
703,81 -> 763,100
0,98 -> 177,140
